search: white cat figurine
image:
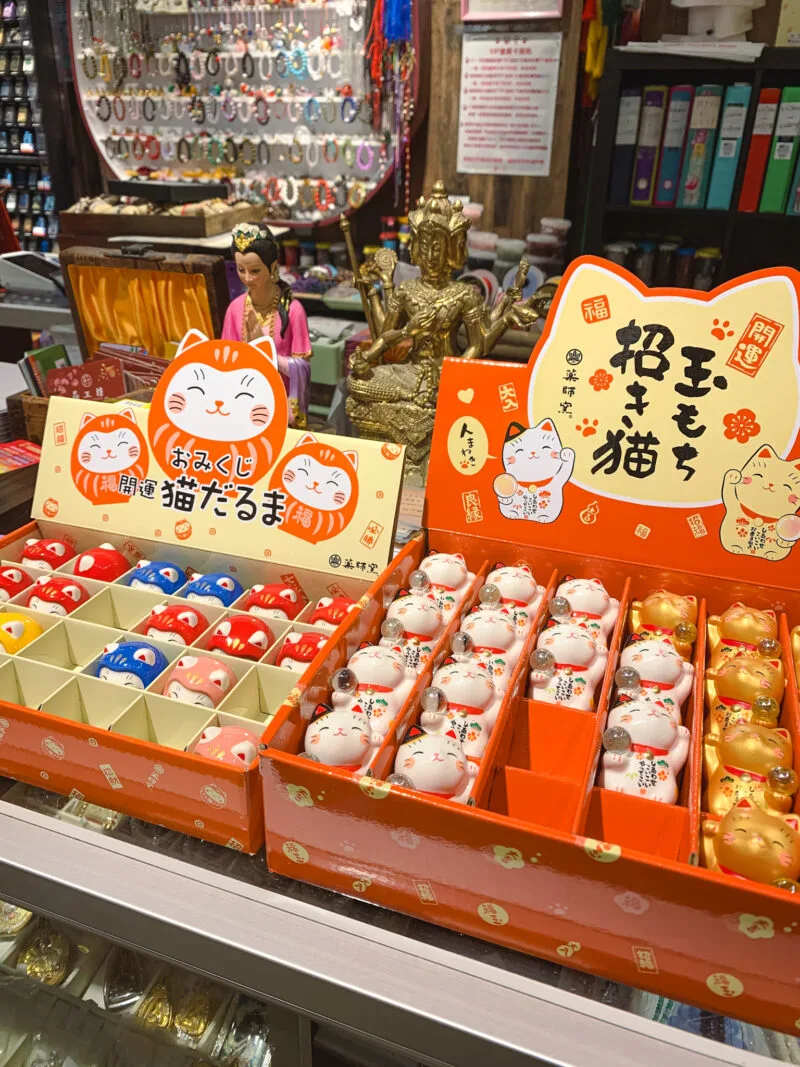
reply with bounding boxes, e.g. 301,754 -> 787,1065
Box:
393,724 -> 477,804
303,703 -> 381,772
494,420 -> 575,523
422,658 -> 499,759
486,564 -> 546,632
380,590 -> 444,674
418,552 -> 474,617
529,621 -> 608,710
556,576 -> 619,646
599,698 -> 690,804
331,643 -> 416,739
461,605 -> 524,693
618,636 -> 694,720
720,443 -> 800,561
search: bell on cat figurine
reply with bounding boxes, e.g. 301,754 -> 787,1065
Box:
529,620 -> 607,710
554,576 -> 619,647
245,583 -> 304,621
162,655 -> 237,708
0,566 -> 32,603
207,615 -> 274,660
706,602 -> 779,668
379,587 -> 444,674
485,563 -> 545,632
27,575 -> 90,616
389,722 -> 477,804
128,560 -> 187,596
704,714 -> 798,817
617,635 -> 694,719
629,589 -> 698,660
599,699 -> 690,804
424,659 -> 500,758
144,603 -> 208,646
331,643 -> 416,739
418,552 -> 474,618
185,572 -> 244,609
702,799 -> 800,889
461,603 -> 525,692
96,641 -> 168,689
705,654 -> 785,737
275,631 -> 327,672
302,701 -> 381,773
20,537 -> 74,572
0,612 -> 43,654
74,544 -> 130,582
309,594 -> 356,633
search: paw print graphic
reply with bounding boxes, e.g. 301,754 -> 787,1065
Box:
548,903 -> 568,915
575,418 -> 599,438
711,318 -> 734,341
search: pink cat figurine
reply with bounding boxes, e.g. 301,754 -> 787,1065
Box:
617,635 -> 694,720
599,698 -> 690,804
162,655 -> 237,709
529,621 -> 608,710
190,725 -> 259,768
556,576 -> 619,646
485,564 -> 546,632
422,659 -> 499,759
380,588 -> 444,674
419,552 -> 474,617
461,604 -> 524,692
331,643 -> 416,738
392,723 -> 477,803
303,703 -> 381,772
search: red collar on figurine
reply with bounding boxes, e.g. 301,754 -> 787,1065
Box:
473,645 -> 507,656
718,695 -> 752,709
630,743 -> 669,757
447,702 -> 487,718
515,476 -> 552,489
572,610 -> 603,621
403,631 -> 434,643
501,597 -> 531,608
430,581 -> 457,592
739,502 -> 780,524
641,623 -> 674,636
356,682 -> 394,694
552,662 -> 588,672
716,863 -> 748,880
721,638 -> 757,651
723,764 -> 768,782
639,678 -> 674,691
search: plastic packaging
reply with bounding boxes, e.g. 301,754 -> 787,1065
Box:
540,217 -> 572,238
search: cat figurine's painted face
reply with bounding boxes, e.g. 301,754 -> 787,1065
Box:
420,552 -> 470,591
711,655 -> 785,707
162,655 -> 236,709
502,419 -> 565,482
558,577 -> 614,620
635,589 -> 698,632
270,433 -> 360,544
386,592 -> 443,639
0,566 -> 32,603
707,800 -> 800,883
714,721 -> 792,777
538,621 -> 599,668
304,704 -> 377,769
184,572 -> 243,608
486,564 -> 539,607
348,643 -> 412,688
71,410 -> 149,506
96,642 -> 168,689
148,332 -> 287,486
27,576 -> 89,616
619,637 -> 691,715
462,606 -> 518,652
608,698 -> 681,754
310,594 -> 356,632
207,615 -> 273,660
245,584 -> 303,621
734,445 -> 800,519
712,602 -> 778,650
394,725 -> 473,799
432,659 -> 495,713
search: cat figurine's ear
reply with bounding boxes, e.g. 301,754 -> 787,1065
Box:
176,329 -> 208,357
310,702 -> 333,724
504,422 -> 527,443
736,798 -> 756,810
400,723 -> 425,745
358,641 -> 372,650
765,609 -> 777,620
343,450 -> 358,472
685,595 -> 697,604
785,814 -> 800,832
250,335 -> 278,369
297,432 -> 319,448
79,412 -> 96,429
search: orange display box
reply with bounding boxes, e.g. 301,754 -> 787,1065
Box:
0,330 -> 405,852
261,259 -> 800,1034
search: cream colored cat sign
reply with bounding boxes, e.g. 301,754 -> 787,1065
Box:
32,331 -> 405,576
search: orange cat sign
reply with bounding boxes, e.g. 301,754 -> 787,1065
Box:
428,257 -> 800,588
31,332 -> 405,576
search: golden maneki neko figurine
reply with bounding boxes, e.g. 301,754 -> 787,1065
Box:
343,181 -> 556,484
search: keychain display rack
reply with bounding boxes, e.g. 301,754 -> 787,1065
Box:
0,0 -> 56,251
70,0 -> 419,225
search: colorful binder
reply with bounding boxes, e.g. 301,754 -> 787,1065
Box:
630,86 -> 668,206
608,88 -> 641,206
759,86 -> 800,213
785,147 -> 800,215
677,85 -> 724,209
706,82 -> 752,210
654,85 -> 694,208
739,87 -> 781,212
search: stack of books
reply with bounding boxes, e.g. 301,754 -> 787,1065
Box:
18,342 -> 169,401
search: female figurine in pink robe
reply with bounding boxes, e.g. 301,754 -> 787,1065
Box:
222,223 -> 312,426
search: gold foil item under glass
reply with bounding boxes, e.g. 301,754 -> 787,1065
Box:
174,987 -> 212,1043
137,980 -> 173,1030
0,898 -> 33,936
103,946 -> 146,1012
17,924 -> 71,986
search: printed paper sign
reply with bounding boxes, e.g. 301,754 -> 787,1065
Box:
427,257 -> 800,586
32,331 -> 405,576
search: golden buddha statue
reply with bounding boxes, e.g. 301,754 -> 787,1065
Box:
343,181 -> 554,484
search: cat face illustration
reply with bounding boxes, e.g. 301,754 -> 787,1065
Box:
77,422 -> 142,473
734,445 -> 800,517
164,362 -> 275,443
281,452 -> 354,510
420,552 -> 469,590
71,409 -> 149,506
711,801 -> 800,882
270,433 -> 360,544
502,420 -> 564,480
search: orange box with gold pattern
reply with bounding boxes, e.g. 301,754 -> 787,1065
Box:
261,259 -> 800,1035
0,329 -> 406,851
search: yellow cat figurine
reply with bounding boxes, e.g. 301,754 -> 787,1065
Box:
628,589 -> 698,660
706,602 -> 779,668
702,799 -> 800,889
720,444 -> 800,561
792,625 -> 800,676
704,718 -> 797,817
704,654 -> 785,737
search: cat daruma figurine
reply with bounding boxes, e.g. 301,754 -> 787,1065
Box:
704,717 -> 798,817
269,432 -> 359,544
629,589 -> 698,660
706,602 -> 779,668
705,654 -> 785,737
702,799 -> 800,889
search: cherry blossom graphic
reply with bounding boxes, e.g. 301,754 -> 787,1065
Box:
723,408 -> 761,444
589,369 -> 613,392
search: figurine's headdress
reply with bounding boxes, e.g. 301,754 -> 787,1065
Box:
232,222 -> 274,253
408,181 -> 470,240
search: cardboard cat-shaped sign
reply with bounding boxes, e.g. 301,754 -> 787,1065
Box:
428,258 -> 800,588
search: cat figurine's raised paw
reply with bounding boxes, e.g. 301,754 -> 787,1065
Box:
494,419 -> 574,524
529,621 -> 607,710
599,698 -> 690,804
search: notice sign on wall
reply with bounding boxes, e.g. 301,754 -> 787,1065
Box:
457,32 -> 562,177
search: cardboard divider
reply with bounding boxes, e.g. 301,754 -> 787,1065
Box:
148,649 -> 254,706
17,619 -> 122,671
70,583 -> 172,631
39,673 -> 141,730
779,614 -> 800,818
217,664 -> 301,725
80,631 -> 183,687
110,692 -> 215,751
584,787 -> 690,862
487,765 -> 584,834
686,602 -> 709,861
0,658 -> 73,710
508,700 -> 597,777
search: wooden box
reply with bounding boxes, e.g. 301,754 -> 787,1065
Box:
58,201 -> 257,249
